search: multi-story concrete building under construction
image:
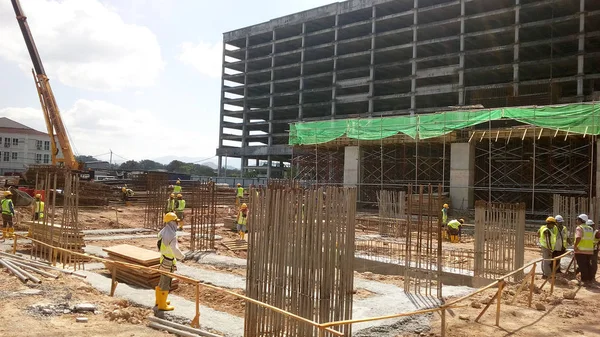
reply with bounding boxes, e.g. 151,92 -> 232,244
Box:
217,0 -> 600,215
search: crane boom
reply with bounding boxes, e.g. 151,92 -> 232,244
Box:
11,0 -> 79,170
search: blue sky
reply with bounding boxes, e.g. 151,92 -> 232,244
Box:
0,0 -> 336,164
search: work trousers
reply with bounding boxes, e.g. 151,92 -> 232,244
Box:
552,249 -> 566,272
541,248 -> 553,277
2,214 -> 13,228
158,258 -> 175,291
592,250 -> 598,280
575,253 -> 594,282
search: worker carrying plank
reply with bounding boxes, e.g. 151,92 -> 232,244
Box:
1,191 -> 15,239
447,218 -> 463,243
175,194 -> 185,231
156,212 -> 186,311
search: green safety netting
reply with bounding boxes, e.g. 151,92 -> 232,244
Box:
289,103 -> 600,145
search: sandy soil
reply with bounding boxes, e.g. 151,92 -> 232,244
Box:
172,282 -> 246,317
0,268 -> 168,337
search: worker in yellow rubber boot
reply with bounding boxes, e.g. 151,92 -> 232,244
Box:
173,179 -> 182,194
175,194 -> 185,231
164,193 -> 176,214
235,183 -> 244,208
447,219 -> 463,243
236,203 -> 248,241
2,191 -> 15,239
441,203 -> 449,240
156,212 -> 185,311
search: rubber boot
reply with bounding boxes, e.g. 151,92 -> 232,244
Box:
7,228 -> 14,238
154,286 -> 170,305
157,290 -> 174,311
1,228 -> 6,239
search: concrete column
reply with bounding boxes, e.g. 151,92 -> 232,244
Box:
332,14 -> 339,118
268,30 -> 276,152
513,0 -> 520,96
577,0 -> 585,101
450,143 -> 475,209
241,35 -> 250,176
299,23 -> 306,120
217,156 -> 223,177
458,0 -> 465,105
410,0 -> 418,115
368,6 -> 376,115
343,146 -> 361,187
267,155 -> 272,178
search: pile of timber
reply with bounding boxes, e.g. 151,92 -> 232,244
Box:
103,244 -> 179,290
25,220 -> 86,256
0,251 -> 86,284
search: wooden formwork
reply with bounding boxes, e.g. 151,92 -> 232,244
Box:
189,182 -> 217,251
244,186 -> 356,337
474,201 -> 525,282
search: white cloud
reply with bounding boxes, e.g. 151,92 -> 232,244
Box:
0,100 -> 217,161
178,41 -> 223,78
0,0 -> 164,91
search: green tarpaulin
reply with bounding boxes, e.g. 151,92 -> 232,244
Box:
289,103 -> 600,145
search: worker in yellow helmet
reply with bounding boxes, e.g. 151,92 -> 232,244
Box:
237,203 -> 248,241
165,193 -> 176,214
1,191 -> 15,239
441,203 -> 449,240
29,193 -> 45,237
156,212 -> 185,311
539,216 -> 557,279
175,194 -> 186,231
447,219 -> 463,243
235,183 -> 244,208
121,184 -> 128,202
173,179 -> 182,194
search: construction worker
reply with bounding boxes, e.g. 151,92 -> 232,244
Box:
32,194 -> 44,221
121,184 -> 128,202
574,214 -> 598,285
156,212 -> 185,311
175,194 -> 185,231
165,193 -> 176,214
235,183 -> 244,208
588,219 -> 599,279
552,215 -> 568,273
447,219 -> 463,243
441,204 -> 449,240
1,191 -> 15,239
539,217 -> 557,279
173,179 -> 182,194
236,203 -> 248,241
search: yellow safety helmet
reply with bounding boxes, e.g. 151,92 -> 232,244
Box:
237,183 -> 241,187
4,191 -> 12,197
241,203 -> 248,209
546,216 -> 556,224
163,212 -> 178,223
170,193 -> 175,198
443,203 -> 449,208
176,179 -> 181,185
35,193 -> 41,199
458,219 -> 464,224
177,194 -> 183,198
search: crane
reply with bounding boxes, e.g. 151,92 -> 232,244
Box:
11,0 -> 81,170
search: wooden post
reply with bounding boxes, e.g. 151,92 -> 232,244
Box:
528,263 -> 536,308
52,248 -> 57,266
440,307 -> 446,337
495,280 -> 504,326
110,265 -> 118,296
12,233 -> 17,254
191,283 -> 200,328
475,289 -> 499,322
509,271 -> 532,305
550,259 -> 557,295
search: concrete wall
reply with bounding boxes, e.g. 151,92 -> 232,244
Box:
343,146 -> 361,187
450,143 -> 475,210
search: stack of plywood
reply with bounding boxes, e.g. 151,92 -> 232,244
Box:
103,244 -> 179,290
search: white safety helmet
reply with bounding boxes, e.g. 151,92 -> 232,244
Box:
587,219 -> 595,226
555,215 -> 564,223
578,214 -> 589,222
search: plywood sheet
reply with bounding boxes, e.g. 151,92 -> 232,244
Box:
103,244 -> 160,266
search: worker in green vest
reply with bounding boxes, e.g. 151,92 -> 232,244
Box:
173,179 -> 182,194
165,193 -> 176,214
156,212 -> 185,311
539,217 -> 557,279
447,219 -> 463,243
441,203 -> 449,240
175,194 -> 186,231
574,214 -> 600,285
1,191 -> 15,239
235,183 -> 244,208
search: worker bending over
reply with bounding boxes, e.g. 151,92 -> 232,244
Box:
173,179 -> 182,194
2,191 -> 15,239
175,194 -> 185,231
156,212 -> 185,311
539,217 -> 557,279
165,193 -> 176,214
235,183 -> 244,208
574,214 -> 599,285
447,219 -> 463,243
121,184 -> 129,202
237,203 -> 248,241
552,215 -> 568,273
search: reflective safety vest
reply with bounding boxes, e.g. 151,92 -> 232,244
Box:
1,198 -> 13,216
35,201 -> 45,218
441,208 -> 448,224
173,185 -> 182,193
176,199 -> 186,211
577,224 -> 595,253
448,219 -> 461,230
556,225 -> 567,248
538,225 -> 556,250
237,187 -> 244,197
237,211 -> 247,225
165,199 -> 175,212
158,234 -> 177,265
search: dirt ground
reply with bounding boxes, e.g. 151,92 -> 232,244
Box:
0,268 -> 168,337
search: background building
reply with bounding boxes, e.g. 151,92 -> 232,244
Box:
0,117 -> 56,174
217,0 -> 600,214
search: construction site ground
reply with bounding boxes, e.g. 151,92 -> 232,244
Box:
2,204 -> 598,336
